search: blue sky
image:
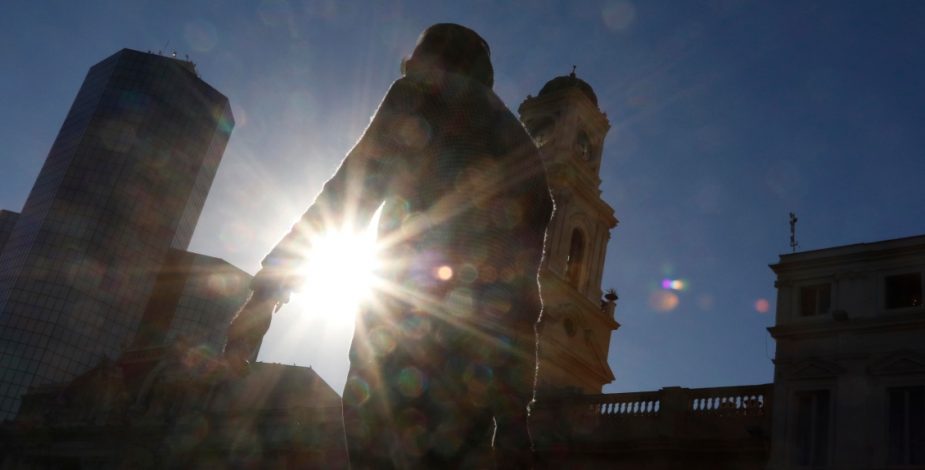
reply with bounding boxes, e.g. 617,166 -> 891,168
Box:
3,1 -> 925,394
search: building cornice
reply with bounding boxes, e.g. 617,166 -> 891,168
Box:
768,311 -> 925,339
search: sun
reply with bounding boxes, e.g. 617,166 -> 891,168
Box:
293,224 -> 382,323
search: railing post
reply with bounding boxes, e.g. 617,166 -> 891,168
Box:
657,386 -> 688,437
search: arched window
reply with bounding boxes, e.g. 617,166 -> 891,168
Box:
528,116 -> 555,146
577,131 -> 592,161
566,228 -> 585,288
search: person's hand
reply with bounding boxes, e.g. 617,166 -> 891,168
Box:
223,266 -> 297,375
250,265 -> 297,305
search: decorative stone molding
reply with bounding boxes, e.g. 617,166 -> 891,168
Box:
868,350 -> 925,376
786,358 -> 845,380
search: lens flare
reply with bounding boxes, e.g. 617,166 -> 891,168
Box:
397,366 -> 426,398
184,20 -> 218,52
697,294 -> 715,311
649,290 -> 679,312
602,0 -> 637,31
661,278 -> 687,291
436,265 -> 453,281
755,298 -> 770,313
295,224 -> 381,324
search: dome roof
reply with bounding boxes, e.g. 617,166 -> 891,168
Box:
538,69 -> 598,105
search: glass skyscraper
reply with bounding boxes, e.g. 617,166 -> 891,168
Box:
0,49 -> 234,419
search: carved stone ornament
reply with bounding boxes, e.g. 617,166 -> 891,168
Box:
786,358 -> 845,380
868,350 -> 925,376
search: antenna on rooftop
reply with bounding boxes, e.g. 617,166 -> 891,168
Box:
789,212 -> 799,253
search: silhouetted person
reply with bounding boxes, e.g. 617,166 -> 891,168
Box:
226,23 -> 552,468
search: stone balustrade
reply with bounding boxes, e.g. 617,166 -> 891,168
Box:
688,384 -> 768,417
532,383 -> 773,468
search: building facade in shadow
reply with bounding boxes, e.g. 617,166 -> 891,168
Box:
0,49 -> 346,469
768,235 -> 925,468
0,49 -> 234,421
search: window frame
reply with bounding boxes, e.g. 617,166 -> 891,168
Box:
791,387 -> 834,468
883,271 -> 923,312
799,282 -> 832,317
884,384 -> 925,467
565,227 -> 587,290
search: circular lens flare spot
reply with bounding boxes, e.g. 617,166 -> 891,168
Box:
697,294 -> 715,311
661,278 -> 687,291
397,367 -> 426,398
602,0 -> 637,31
343,377 -> 371,406
436,265 -> 453,281
755,298 -> 770,313
649,290 -> 679,312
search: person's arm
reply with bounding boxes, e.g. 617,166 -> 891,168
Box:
255,78 -> 422,298
223,79 -> 422,370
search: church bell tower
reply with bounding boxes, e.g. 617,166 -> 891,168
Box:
519,69 -> 619,394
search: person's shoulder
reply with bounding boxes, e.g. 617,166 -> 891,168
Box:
384,76 -> 421,98
377,76 -> 432,114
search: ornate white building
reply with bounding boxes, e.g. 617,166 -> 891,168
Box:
768,234 -> 925,468
519,70 -> 620,394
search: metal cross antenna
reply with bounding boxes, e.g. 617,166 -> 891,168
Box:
789,212 -> 799,253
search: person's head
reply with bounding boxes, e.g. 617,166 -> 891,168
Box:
402,23 -> 493,88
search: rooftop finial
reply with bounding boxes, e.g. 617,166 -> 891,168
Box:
570,65 -> 577,78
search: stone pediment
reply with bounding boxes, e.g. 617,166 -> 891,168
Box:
788,358 -> 844,380
868,351 -> 925,376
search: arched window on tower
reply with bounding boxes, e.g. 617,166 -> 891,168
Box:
566,228 -> 585,289
527,116 -> 555,147
577,131 -> 592,161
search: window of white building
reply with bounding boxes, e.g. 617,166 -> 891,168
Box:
885,273 -> 922,310
887,386 -> 925,466
799,284 -> 831,317
794,389 -> 830,467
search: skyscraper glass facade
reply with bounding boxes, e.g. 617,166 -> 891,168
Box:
0,49 -> 234,419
